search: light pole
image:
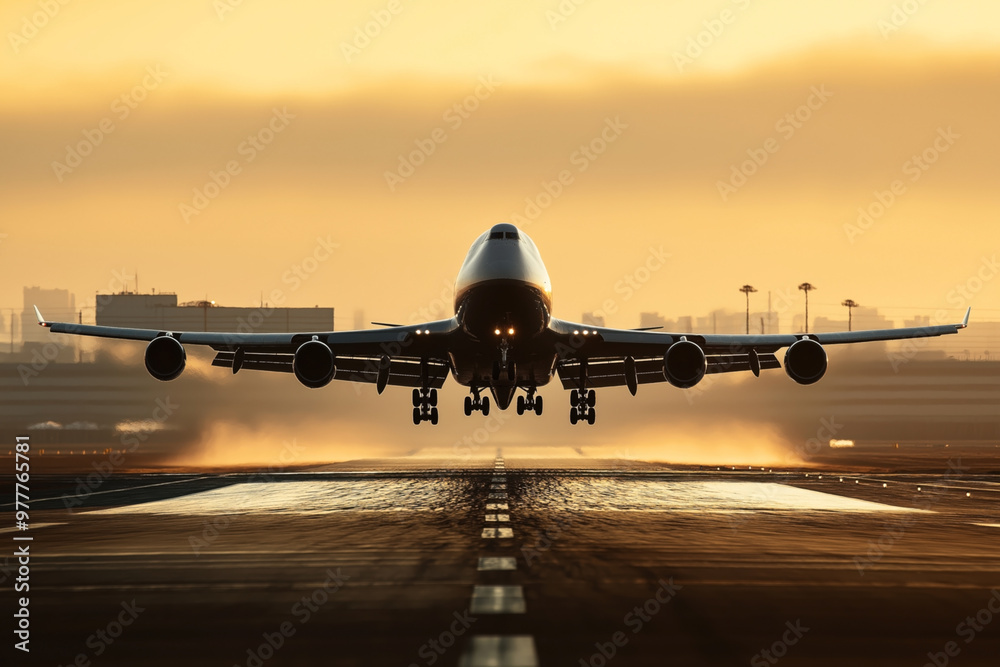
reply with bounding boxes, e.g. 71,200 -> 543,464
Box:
739,285 -> 757,334
798,282 -> 816,333
841,299 -> 859,331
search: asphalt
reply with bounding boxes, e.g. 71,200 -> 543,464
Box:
5,457 -> 1000,666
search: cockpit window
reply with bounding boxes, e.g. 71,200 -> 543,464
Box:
504,231 -> 519,240
489,231 -> 504,240
489,230 -> 520,241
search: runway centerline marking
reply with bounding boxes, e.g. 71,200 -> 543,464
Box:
470,585 -> 526,614
480,527 -> 514,539
486,503 -> 508,510
478,557 -> 517,571
459,635 -> 538,667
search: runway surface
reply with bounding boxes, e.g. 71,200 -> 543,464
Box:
7,456 -> 1000,666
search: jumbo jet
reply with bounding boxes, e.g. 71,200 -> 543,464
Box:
36,223 -> 970,425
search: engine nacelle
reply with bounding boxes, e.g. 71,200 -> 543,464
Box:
784,338 -> 828,385
663,339 -> 707,388
293,340 -> 336,388
144,336 -> 186,381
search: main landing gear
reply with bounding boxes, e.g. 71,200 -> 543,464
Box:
412,387 -> 438,425
516,389 -> 543,416
463,387 -> 491,416
569,389 -> 596,425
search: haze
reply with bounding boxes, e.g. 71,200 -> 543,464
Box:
2,1 -> 999,328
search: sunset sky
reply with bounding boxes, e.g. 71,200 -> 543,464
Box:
2,0 -> 999,333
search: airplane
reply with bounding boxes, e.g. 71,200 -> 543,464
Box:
35,223 -> 971,426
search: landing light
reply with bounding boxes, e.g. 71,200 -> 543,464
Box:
495,328 -> 501,335
507,327 -> 514,335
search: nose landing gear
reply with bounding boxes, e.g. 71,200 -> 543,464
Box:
412,387 -> 439,425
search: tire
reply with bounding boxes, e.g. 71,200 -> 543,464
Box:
412,389 -> 420,407
587,390 -> 596,407
412,407 -> 421,425
534,395 -> 543,415
430,408 -> 439,425
587,408 -> 596,425
516,396 -> 525,415
482,397 -> 491,416
430,388 -> 438,406
464,396 -> 473,416
570,389 -> 579,405
569,408 -> 578,425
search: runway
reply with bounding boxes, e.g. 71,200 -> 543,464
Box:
10,456 -> 1000,666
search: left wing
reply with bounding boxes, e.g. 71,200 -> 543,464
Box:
547,308 -> 970,392
34,306 -> 457,391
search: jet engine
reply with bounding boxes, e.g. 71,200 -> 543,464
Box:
293,340 -> 336,388
783,338 -> 827,385
144,336 -> 186,381
663,339 -> 707,388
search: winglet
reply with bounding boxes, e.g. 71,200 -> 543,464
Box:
959,307 -> 971,329
33,305 -> 50,327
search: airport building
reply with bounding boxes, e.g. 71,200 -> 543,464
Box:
95,292 -> 334,333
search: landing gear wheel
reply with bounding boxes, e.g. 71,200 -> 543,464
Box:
464,396 -> 473,416
587,390 -> 596,407
430,407 -> 439,425
412,407 -> 421,425
587,407 -> 596,425
482,397 -> 491,416
412,389 -> 420,407
570,389 -> 579,405
569,408 -> 578,425
534,395 -> 543,415
516,395 -> 525,415
429,388 -> 438,407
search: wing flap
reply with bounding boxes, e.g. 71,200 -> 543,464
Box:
556,353 -> 780,389
211,352 -> 449,388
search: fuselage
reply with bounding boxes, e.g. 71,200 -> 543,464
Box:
449,223 -> 558,406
